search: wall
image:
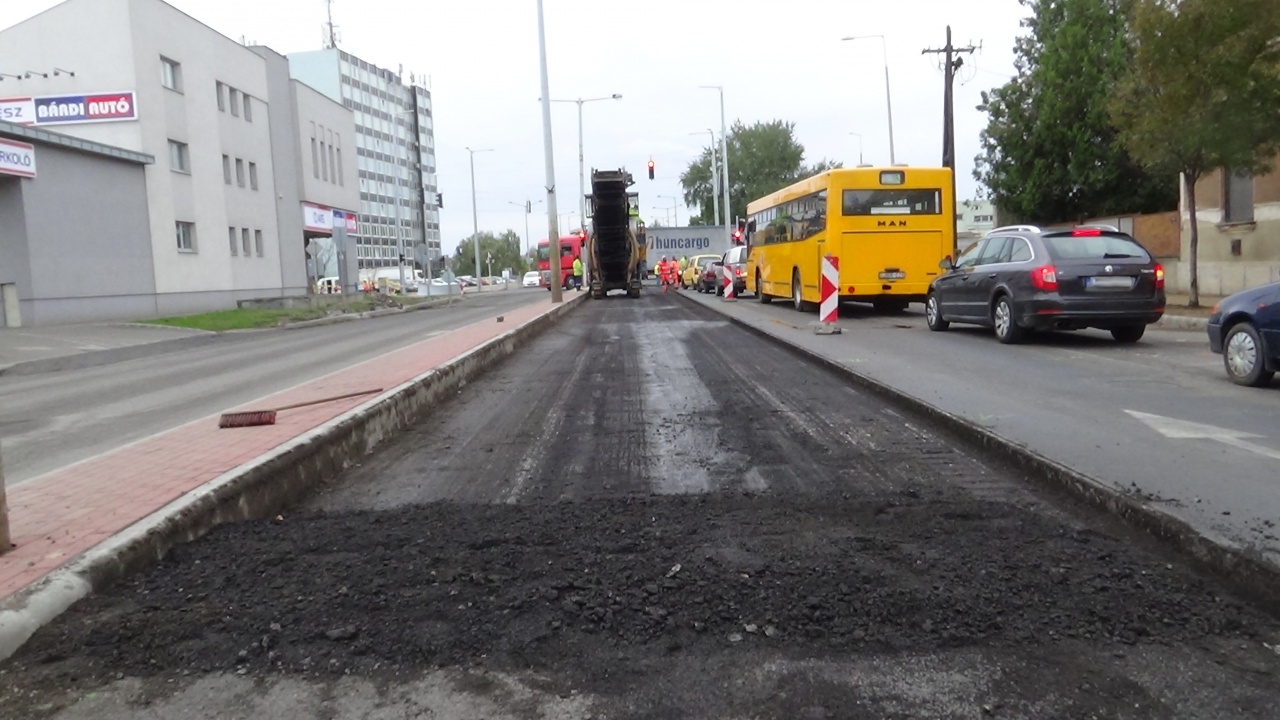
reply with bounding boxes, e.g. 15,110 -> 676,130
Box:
292,81 -> 358,210
250,45 -> 308,296
285,50 -> 342,104
0,176 -> 32,324
1172,161 -> 1280,296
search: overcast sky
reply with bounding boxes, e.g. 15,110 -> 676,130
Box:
1,0 -> 1027,256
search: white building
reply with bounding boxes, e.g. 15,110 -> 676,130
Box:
0,0 -> 286,315
957,199 -> 997,239
288,48 -> 441,272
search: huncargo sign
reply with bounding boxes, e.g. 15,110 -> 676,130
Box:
645,226 -> 730,257
0,138 -> 36,178
0,91 -> 138,126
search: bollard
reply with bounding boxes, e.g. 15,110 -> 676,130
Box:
0,441 -> 10,554
814,254 -> 842,335
722,264 -> 737,301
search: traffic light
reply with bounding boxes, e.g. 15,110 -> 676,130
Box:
734,218 -> 747,244
647,159 -> 654,180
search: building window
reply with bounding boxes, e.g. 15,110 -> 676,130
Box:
241,227 -> 251,255
1224,168 -> 1254,224
235,158 -> 245,187
311,138 -> 319,179
243,95 -> 252,122
329,144 -> 337,184
216,81 -> 225,111
222,154 -> 231,184
175,221 -> 196,252
336,145 -> 344,186
228,226 -> 238,255
249,162 -> 259,190
161,57 -> 182,92
229,88 -> 240,117
254,229 -> 264,256
168,140 -> 190,173
321,141 -> 329,182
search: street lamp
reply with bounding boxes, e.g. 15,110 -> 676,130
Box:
657,195 -> 680,226
688,130 -> 720,226
508,199 -> 543,259
849,132 -> 864,165
699,86 -> 731,247
535,0 -> 563,304
466,146 -> 494,279
548,94 -> 622,233
841,35 -> 897,165
651,206 -> 673,225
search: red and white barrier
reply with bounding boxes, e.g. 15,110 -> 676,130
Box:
816,254 -> 841,334
722,264 -> 736,301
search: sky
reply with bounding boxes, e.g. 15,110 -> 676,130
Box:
0,0 -> 1028,257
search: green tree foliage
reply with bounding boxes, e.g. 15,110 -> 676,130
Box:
450,230 -> 528,277
680,120 -> 840,225
975,0 -> 1177,223
1110,0 -> 1280,306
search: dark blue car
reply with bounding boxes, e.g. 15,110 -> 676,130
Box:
1207,281 -> 1280,386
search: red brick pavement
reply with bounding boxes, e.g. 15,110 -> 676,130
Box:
0,298 -> 561,601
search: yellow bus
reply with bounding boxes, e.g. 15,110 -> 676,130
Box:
744,166 -> 955,312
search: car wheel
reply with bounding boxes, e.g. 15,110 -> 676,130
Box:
1223,322 -> 1275,387
1110,325 -> 1146,343
756,271 -> 771,304
992,296 -> 1026,344
925,292 -> 949,331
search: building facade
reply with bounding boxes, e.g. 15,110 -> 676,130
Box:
0,0 -> 287,316
1,121 -> 153,326
287,48 -> 441,272
957,199 -> 996,241
251,46 -> 360,295
1172,161 -> 1280,296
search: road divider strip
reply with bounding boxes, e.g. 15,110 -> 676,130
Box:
676,292 -> 1280,614
0,293 -> 586,661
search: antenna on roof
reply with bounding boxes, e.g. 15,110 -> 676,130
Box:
323,0 -> 341,49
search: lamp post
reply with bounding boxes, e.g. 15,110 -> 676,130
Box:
657,195 -> 680,226
466,146 -> 494,278
849,132 -> 864,165
535,0 -> 563,303
548,94 -> 622,234
699,86 -> 731,246
689,129 -> 720,227
841,35 -> 897,165
509,199 -> 543,260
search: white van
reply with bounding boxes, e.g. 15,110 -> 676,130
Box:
368,267 -> 423,292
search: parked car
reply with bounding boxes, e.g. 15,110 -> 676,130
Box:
522,271 -> 542,288
683,254 -> 721,288
1207,280 -> 1280,386
720,246 -> 750,296
925,225 -> 1165,344
698,261 -> 723,293
316,276 -> 341,294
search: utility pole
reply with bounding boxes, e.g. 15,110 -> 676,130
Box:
536,0 -> 563,304
923,26 -> 976,249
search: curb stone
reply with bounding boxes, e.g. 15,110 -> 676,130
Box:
0,293 -> 586,661
676,292 -> 1280,615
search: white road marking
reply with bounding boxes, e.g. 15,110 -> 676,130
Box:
1125,410 -> 1280,461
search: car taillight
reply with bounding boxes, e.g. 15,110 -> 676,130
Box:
734,267 -> 744,276
1031,265 -> 1058,291
1154,264 -> 1165,290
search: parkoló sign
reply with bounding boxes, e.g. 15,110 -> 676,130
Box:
0,138 -> 36,178
0,91 -> 138,126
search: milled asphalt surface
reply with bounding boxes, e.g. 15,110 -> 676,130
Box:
1,292 -> 1278,719
0,289 -> 546,485
678,290 -> 1280,568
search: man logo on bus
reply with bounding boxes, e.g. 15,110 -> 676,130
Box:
877,220 -> 908,228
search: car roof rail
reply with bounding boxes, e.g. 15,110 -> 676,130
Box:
986,225 -> 1041,235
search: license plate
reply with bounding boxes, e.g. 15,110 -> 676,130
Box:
1085,276 -> 1135,289
878,271 -> 906,280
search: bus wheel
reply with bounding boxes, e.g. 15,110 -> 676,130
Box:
757,271 -> 771,304
792,271 -> 808,312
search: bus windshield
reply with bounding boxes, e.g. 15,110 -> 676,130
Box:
842,189 -> 942,216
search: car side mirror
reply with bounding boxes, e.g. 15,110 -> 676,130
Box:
939,256 -> 955,270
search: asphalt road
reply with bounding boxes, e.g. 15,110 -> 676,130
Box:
0,289 -> 547,486
679,291 -> 1280,567
3,292 -> 1278,719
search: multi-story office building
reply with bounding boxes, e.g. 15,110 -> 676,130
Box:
288,49 -> 441,272
0,0 -> 285,315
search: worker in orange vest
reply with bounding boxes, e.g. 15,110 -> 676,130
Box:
658,256 -> 672,293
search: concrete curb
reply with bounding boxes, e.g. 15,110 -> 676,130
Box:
0,293 -> 586,661
1156,314 -> 1210,332
677,293 -> 1280,613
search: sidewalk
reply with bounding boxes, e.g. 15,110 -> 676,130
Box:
0,296 -> 571,606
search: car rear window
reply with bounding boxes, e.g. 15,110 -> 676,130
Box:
1042,234 -> 1151,261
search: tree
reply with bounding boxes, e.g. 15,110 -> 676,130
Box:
975,0 -> 1177,223
451,230 -> 527,277
1110,0 -> 1280,306
680,120 -> 840,225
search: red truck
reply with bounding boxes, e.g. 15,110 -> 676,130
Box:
537,231 -> 586,289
